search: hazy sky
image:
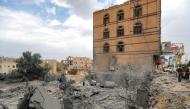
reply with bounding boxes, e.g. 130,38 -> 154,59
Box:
0,0 -> 189,62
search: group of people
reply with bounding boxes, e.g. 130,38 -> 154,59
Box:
176,65 -> 190,82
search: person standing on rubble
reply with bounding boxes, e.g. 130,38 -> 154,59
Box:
176,65 -> 184,82
57,73 -> 63,85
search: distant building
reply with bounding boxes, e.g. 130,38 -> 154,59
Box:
72,57 -> 93,71
42,59 -> 57,74
61,56 -> 93,73
61,56 -> 73,71
0,57 -> 17,74
168,56 -> 178,66
0,56 -> 57,75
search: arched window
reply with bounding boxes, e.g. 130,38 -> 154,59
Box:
134,22 -> 142,34
117,41 -> 124,52
103,29 -> 109,39
103,14 -> 109,26
12,65 -> 15,68
103,43 -> 110,53
117,26 -> 124,37
134,5 -> 142,17
117,10 -> 124,21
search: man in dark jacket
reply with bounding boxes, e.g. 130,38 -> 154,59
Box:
176,65 -> 184,82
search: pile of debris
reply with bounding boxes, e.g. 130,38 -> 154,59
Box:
64,85 -> 130,109
61,71 -> 152,109
3,70 -> 190,109
17,86 -> 62,109
148,71 -> 190,109
16,72 -> 150,109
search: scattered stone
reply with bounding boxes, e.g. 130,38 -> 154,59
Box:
165,81 -> 170,84
188,104 -> 190,108
0,104 -> 9,109
0,90 -> 3,93
104,81 -> 117,88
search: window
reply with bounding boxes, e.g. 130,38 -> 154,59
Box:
8,65 -> 10,68
117,41 -> 124,52
103,14 -> 109,26
134,22 -> 142,34
103,43 -> 110,53
117,10 -> 124,21
12,65 -> 15,68
117,26 -> 124,37
134,5 -> 142,17
103,29 -> 109,39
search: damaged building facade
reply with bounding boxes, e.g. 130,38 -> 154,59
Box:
93,0 -> 161,73
61,56 -> 93,73
42,59 -> 57,74
0,57 -> 17,74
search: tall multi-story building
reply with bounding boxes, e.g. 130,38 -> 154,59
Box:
0,57 -> 17,74
93,0 -> 161,72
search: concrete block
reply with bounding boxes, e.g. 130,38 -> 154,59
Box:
104,81 -> 117,88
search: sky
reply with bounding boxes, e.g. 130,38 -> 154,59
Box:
0,0 -> 190,62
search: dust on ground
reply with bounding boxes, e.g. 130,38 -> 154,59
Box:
149,70 -> 190,109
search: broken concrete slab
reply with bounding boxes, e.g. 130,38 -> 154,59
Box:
104,81 -> 117,88
136,89 -> 149,109
17,87 -> 35,109
17,86 -> 62,109
29,86 -> 62,109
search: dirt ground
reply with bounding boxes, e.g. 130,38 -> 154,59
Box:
149,70 -> 190,109
66,72 -> 86,81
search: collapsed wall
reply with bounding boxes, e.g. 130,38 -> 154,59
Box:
92,53 -> 155,108
93,53 -> 153,86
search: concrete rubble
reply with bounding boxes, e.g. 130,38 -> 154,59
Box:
17,86 -> 62,109
0,103 -> 9,109
148,71 -> 190,109
1,70 -> 190,109
0,81 -> 64,109
63,85 -> 136,109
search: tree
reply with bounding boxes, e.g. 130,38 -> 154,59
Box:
16,51 -> 42,74
57,62 -> 63,72
16,51 -> 50,80
69,69 -> 77,75
187,61 -> 190,67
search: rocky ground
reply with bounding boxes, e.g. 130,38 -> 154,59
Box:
0,80 -> 64,109
0,73 -> 86,108
63,82 -> 138,109
1,71 -> 190,109
149,70 -> 190,109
